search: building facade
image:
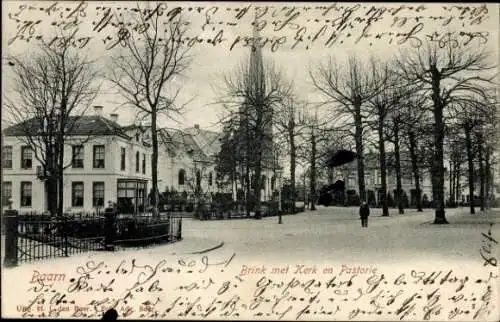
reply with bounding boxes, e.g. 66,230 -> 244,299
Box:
2,109 -> 152,214
332,152 -> 435,206
2,107 -> 277,214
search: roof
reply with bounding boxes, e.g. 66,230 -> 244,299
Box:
183,126 -> 222,158
339,151 -> 418,171
159,128 -> 211,162
3,116 -> 130,139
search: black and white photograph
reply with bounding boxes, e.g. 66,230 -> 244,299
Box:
1,1 -> 499,320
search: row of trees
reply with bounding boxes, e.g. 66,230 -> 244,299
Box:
215,39 -> 497,225
5,3 -> 497,226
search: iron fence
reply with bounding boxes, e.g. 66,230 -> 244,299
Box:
3,210 -> 183,267
14,212 -> 105,264
114,214 -> 182,246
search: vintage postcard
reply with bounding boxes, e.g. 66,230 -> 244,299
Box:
1,1 -> 499,321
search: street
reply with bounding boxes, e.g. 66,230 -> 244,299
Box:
3,206 -> 500,320
179,206 -> 500,264
3,206 -> 499,268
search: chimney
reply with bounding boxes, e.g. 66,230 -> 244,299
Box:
194,124 -> 199,129
94,105 -> 104,116
110,113 -> 118,122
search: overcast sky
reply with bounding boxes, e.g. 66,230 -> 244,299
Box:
2,1 -> 499,132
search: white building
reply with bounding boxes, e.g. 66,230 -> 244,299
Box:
2,107 -> 152,214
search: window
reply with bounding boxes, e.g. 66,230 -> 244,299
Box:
142,153 -> 146,174
93,145 -> 105,168
3,146 -> 12,168
120,147 -> 126,171
72,182 -> 84,207
117,180 -> 147,214
72,145 -> 84,168
196,170 -> 201,188
178,169 -> 185,185
2,181 -> 12,206
208,172 -> 213,186
136,151 -> 140,172
92,182 -> 105,207
21,146 -> 32,169
20,182 -> 32,207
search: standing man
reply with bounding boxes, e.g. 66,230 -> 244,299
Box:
359,201 -> 370,228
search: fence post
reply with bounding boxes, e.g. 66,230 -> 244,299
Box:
177,218 -> 182,240
4,210 -> 19,267
104,207 -> 116,251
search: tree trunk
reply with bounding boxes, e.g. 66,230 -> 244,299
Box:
378,115 -> 389,216
253,151 -> 263,219
245,161 -> 251,217
455,161 -> 461,206
485,147 -> 491,208
46,178 -> 58,215
245,122 -> 251,217
450,159 -> 457,207
408,131 -> 422,212
431,71 -> 448,224
394,119 -> 404,214
464,125 -> 475,214
354,104 -> 366,203
478,138 -> 485,211
310,128 -> 317,211
289,126 -> 296,214
57,132 -> 64,217
449,160 -> 454,207
151,112 -> 159,217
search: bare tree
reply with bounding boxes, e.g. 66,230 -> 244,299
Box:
397,94 -> 431,212
274,96 -> 307,214
453,95 -> 497,214
108,6 -> 192,216
4,33 -> 100,216
365,59 -> 399,216
217,59 -> 291,219
296,105 -> 351,210
395,40 -> 496,224
310,55 -> 381,203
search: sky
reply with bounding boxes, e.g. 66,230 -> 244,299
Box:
2,1 -> 499,133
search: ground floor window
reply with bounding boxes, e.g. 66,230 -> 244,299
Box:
117,179 -> 147,214
20,181 -> 32,207
93,182 -> 105,207
72,182 -> 84,207
2,181 -> 12,206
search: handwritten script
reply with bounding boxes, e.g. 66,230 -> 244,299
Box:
5,2 -> 493,52
14,253 -> 499,320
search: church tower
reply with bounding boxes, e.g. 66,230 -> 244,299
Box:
240,12 -> 274,169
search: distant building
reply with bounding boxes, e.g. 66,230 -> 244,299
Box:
332,151 -> 435,206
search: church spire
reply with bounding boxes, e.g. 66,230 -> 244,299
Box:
249,11 -> 265,95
